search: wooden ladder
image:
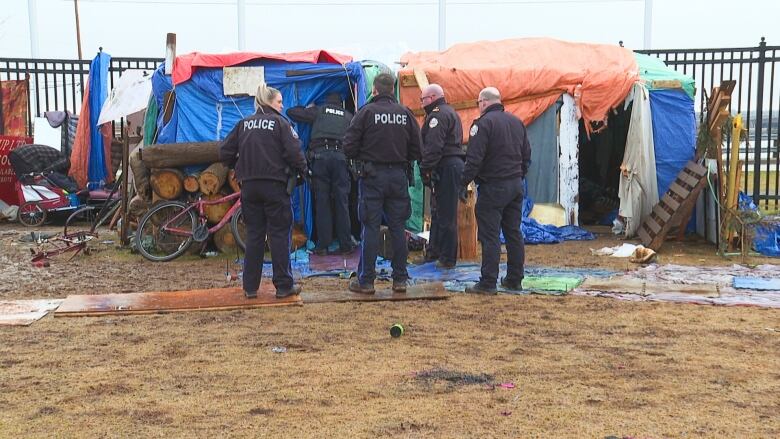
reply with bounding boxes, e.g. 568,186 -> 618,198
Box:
638,161 -> 709,251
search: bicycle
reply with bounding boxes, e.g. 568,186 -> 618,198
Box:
62,180 -> 123,239
134,191 -> 247,262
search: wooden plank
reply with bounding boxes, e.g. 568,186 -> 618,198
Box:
55,284 -> 301,317
685,161 -> 708,178
399,73 -> 418,87
646,216 -> 662,234
660,193 -> 680,211
651,79 -> 682,89
637,226 -> 652,245
654,204 -> 672,222
669,182 -> 691,199
301,282 -> 449,304
413,68 -> 429,90
677,171 -> 700,188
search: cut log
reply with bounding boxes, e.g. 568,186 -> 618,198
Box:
228,169 -> 241,193
140,141 -> 221,168
198,162 -> 230,196
128,195 -> 150,220
457,184 -> 478,260
183,172 -> 201,193
150,168 -> 185,200
129,146 -> 151,201
213,225 -> 240,253
203,192 -> 232,224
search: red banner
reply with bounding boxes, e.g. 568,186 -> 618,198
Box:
0,135 -> 32,206
1,79 -> 29,137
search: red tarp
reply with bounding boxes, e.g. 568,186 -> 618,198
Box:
399,38 -> 640,137
0,135 -> 32,205
172,50 -> 354,85
1,79 -> 29,137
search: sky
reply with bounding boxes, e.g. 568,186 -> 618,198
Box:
2,0 -> 780,66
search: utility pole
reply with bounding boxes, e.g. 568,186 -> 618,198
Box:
237,0 -> 246,50
438,0 -> 446,51
27,0 -> 39,57
74,0 -> 83,59
643,0 -> 653,50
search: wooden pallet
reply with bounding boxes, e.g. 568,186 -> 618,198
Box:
638,161 -> 709,250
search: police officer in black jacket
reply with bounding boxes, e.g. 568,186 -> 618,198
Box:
343,73 -> 422,294
220,85 -> 308,299
418,84 -> 464,269
461,87 -> 531,295
287,93 -> 354,256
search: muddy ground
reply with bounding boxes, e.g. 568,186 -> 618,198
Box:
0,223 -> 778,437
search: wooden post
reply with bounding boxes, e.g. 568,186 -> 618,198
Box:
74,0 -> 83,60
120,132 -> 130,246
150,168 -> 185,200
457,183 -> 478,260
198,162 -> 229,196
140,141 -> 220,168
165,33 -> 176,75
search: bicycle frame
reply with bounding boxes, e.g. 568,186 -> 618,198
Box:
162,191 -> 242,236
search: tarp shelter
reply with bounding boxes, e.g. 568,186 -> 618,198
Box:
150,50 -> 368,238
399,38 -> 697,238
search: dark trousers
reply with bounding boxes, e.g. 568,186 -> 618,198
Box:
241,179 -> 293,293
475,177 -> 525,288
427,156 -> 464,264
311,150 -> 352,250
357,167 -> 411,285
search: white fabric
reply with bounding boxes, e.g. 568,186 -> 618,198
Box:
619,83 -> 659,237
558,93 -> 579,225
98,70 -> 152,125
21,185 -> 59,202
33,117 -> 62,151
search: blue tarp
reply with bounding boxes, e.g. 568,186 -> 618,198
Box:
87,52 -> 111,188
512,185 -> 595,244
151,60 -> 367,237
649,89 -> 696,196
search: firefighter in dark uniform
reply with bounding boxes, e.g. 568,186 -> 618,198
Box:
343,73 -> 422,294
418,84 -> 464,269
461,87 -> 531,295
220,85 -> 308,299
287,93 -> 354,255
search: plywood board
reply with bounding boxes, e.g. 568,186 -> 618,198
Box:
0,300 -> 64,326
308,249 -> 360,272
55,284 -> 301,317
302,282 -> 449,304
223,66 -> 265,96
579,278 -> 719,297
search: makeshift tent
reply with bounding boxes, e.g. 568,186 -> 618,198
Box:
150,51 -> 367,238
399,38 -> 697,239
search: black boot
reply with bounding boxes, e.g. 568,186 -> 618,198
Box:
276,284 -> 301,299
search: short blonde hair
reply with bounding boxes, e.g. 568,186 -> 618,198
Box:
255,83 -> 281,109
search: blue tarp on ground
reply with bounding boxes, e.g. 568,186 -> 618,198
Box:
150,60 -> 367,237
510,185 -> 595,244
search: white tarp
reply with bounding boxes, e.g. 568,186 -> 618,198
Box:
619,83 -> 659,237
97,70 -> 152,125
33,117 -> 62,151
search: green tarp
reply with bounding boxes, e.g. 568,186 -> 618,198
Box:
635,53 -> 696,99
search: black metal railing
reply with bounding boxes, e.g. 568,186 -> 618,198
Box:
638,38 -> 780,209
0,56 -> 163,138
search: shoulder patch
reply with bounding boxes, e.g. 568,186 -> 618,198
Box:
469,124 -> 479,137
432,107 -> 440,112
428,117 -> 439,128
290,126 -> 299,139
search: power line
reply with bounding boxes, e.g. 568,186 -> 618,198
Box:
66,0 -> 641,5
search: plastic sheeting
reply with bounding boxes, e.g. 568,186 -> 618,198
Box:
525,99 -> 561,203
400,38 -> 639,138
98,70 -> 152,125
619,84 -> 659,237
87,52 -> 112,187
635,53 -> 696,100
649,89 -> 696,197
515,189 -> 595,244
151,59 -> 367,238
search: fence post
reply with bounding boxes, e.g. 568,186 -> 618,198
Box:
752,37 -> 767,204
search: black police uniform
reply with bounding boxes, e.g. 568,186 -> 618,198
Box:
287,99 -> 354,254
461,103 -> 531,289
343,93 -> 422,287
419,97 -> 464,266
220,105 -> 308,295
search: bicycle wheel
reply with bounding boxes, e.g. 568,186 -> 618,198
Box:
18,202 -> 47,227
64,205 -> 96,237
230,206 -> 247,251
135,201 -> 197,262
93,199 -> 121,231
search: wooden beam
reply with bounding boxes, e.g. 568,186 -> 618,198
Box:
120,131 -> 130,246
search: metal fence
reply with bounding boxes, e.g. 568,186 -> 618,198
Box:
0,56 -> 163,138
638,38 -> 780,210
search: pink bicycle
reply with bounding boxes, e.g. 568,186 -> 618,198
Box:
135,191 -> 246,262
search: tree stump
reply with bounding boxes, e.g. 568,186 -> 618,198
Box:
183,172 -> 200,193
213,225 -> 240,253
457,185 -> 478,260
129,147 -> 151,201
203,191 -> 232,224
228,169 -> 241,193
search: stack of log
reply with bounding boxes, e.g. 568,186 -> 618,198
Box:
129,141 -> 242,253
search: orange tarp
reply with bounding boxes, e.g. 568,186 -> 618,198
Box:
399,38 -> 639,137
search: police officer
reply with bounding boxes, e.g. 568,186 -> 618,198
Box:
343,73 -> 422,294
287,93 -> 354,255
418,84 -> 464,269
220,84 -> 308,299
461,87 -> 531,295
